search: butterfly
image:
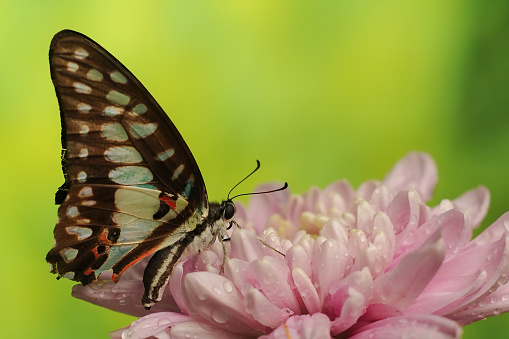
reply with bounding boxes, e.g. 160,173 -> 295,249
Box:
45,30 -> 239,309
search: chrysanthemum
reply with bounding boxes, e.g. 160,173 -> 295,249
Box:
73,152 -> 509,338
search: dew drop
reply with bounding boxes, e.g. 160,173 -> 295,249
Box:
223,281 -> 234,293
211,309 -> 230,324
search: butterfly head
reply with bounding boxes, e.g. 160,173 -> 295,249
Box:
222,200 -> 236,222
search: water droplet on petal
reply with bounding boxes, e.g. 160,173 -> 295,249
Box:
223,281 -> 234,293
211,309 -> 230,324
123,328 -> 135,339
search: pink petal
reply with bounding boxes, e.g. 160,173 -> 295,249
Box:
170,320 -> 250,339
347,315 -> 462,339
325,268 -> 374,334
356,200 -> 376,236
182,272 -> 266,335
396,209 -> 469,266
324,180 -> 355,212
383,152 -> 437,202
249,256 -> 302,313
451,186 -> 490,229
356,180 -> 380,201
312,239 -> 350,301
448,280 -> 509,325
224,258 -> 257,293
230,229 -> 267,262
320,218 -> 349,246
351,243 -> 387,278
72,278 -> 179,317
286,243 -> 312,277
406,269 -> 486,315
259,313 -> 332,339
292,267 -> 321,314
370,184 -> 394,211
470,212 -> 509,247
434,236 -> 508,315
243,287 -> 293,327
373,231 -> 445,309
386,190 -> 421,237
110,312 -> 191,339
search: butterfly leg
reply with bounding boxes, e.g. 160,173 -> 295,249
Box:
218,233 -> 228,275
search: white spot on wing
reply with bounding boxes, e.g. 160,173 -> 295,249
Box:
87,69 -> 104,81
82,200 -> 96,206
130,123 -> 158,139
60,247 -> 78,263
132,104 -> 148,115
102,123 -> 128,142
66,226 -> 93,240
106,90 -> 130,105
156,149 -> 175,161
110,71 -> 128,84
77,103 -> 92,113
77,171 -> 87,183
62,272 -> 75,280
105,146 -> 143,164
74,48 -> 89,59
108,166 -> 153,185
77,219 -> 91,224
80,125 -> 89,135
79,148 -> 88,158
172,164 -> 184,180
67,62 -> 79,72
103,106 -> 124,116
79,186 -> 93,197
67,206 -> 79,217
73,82 -> 92,94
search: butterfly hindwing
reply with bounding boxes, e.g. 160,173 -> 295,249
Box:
46,30 -> 210,286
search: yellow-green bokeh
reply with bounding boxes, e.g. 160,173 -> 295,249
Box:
1,1 -> 508,337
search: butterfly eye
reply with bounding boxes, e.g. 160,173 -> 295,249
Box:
223,201 -> 236,221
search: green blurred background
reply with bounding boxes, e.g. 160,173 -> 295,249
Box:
1,0 -> 509,337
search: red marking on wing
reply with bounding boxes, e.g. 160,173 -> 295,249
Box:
111,247 -> 159,282
99,229 -> 109,243
92,247 -> 100,259
160,196 -> 177,210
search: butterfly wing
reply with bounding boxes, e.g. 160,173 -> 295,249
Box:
46,30 -> 209,285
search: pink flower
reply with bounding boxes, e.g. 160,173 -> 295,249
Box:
73,152 -> 509,338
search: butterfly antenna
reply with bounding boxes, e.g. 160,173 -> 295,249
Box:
227,160 -> 261,200
229,182 -> 288,200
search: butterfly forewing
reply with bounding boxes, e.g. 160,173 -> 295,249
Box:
46,30 -> 209,285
